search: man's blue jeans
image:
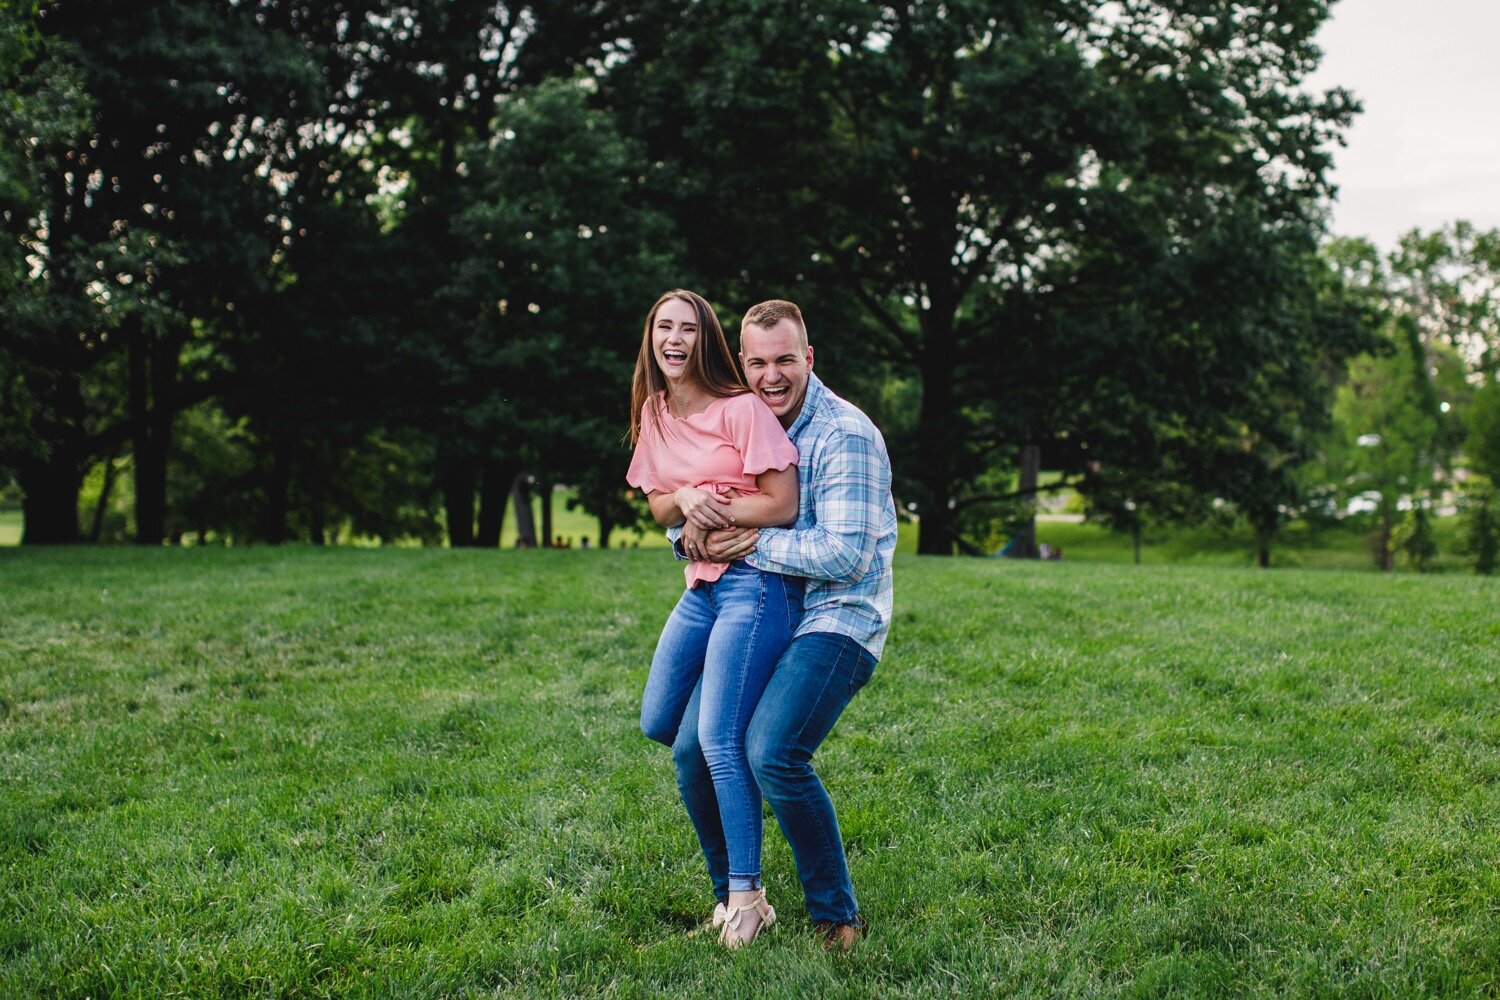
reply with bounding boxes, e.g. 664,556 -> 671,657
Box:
671,631 -> 875,923
639,562 -> 803,893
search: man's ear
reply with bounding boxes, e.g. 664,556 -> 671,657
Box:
806,346 -> 815,370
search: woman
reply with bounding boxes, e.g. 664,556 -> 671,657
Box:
626,289 -> 802,948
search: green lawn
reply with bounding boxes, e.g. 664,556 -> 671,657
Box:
1027,516 -> 1475,573
2,547 -> 1497,997
0,510 -> 20,547
4,498 -> 1479,577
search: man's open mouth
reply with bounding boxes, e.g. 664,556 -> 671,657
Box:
762,385 -> 789,402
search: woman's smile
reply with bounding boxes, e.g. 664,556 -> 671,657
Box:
652,297 -> 701,382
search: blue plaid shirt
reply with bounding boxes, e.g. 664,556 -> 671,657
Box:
750,374 -> 897,660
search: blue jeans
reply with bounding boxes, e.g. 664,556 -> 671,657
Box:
640,561 -> 803,892
672,631 -> 875,922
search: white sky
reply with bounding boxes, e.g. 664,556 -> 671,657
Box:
1306,0 -> 1500,250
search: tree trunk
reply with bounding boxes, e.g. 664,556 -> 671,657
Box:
476,459 -> 517,548
1132,519 -> 1142,565
540,476 -> 555,546
440,460 -> 477,547
1010,443 -> 1041,559
265,440 -> 292,545
1255,528 -> 1271,569
18,462 -> 81,544
309,471 -> 327,546
510,473 -> 537,547
914,321 -> 959,555
88,455 -> 121,543
598,517 -> 614,550
1378,508 -> 1394,572
128,323 -> 182,546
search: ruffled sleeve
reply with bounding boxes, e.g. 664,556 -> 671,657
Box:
726,392 -> 798,476
625,400 -> 664,493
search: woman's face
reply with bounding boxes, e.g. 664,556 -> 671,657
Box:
651,297 -> 700,386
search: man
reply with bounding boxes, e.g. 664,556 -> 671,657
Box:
673,298 -> 897,950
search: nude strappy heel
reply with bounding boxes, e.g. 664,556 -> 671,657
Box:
718,889 -> 775,949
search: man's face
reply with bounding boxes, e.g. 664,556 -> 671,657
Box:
740,319 -> 813,427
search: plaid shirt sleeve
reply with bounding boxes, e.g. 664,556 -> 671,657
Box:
751,424 -> 888,583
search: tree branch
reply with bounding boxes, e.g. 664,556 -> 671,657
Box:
952,476 -> 1081,512
820,241 -> 921,360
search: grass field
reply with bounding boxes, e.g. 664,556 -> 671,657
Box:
1,494 -> 1481,576
2,547 -> 1497,997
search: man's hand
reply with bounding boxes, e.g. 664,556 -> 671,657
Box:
703,526 -> 760,563
681,521 -> 711,561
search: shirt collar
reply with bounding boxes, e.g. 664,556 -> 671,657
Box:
787,372 -> 827,439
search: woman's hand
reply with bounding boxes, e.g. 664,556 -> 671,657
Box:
674,486 -> 734,529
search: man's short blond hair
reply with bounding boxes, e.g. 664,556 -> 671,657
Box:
740,299 -> 808,349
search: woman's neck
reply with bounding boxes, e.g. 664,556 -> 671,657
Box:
663,379 -> 713,418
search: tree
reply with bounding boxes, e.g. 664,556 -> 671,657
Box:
609,0 -> 1357,554
7,1 -> 327,544
1469,381 -> 1500,484
0,5 -> 159,544
366,1 -> 633,547
1464,381 -> 1500,575
438,78 -> 676,546
1327,317 -> 1444,571
1387,222 -> 1500,379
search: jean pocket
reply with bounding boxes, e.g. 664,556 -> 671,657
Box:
848,652 -> 875,694
778,575 -> 804,632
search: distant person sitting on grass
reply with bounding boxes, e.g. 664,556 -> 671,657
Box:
626,289 -> 802,948
677,298 -> 897,952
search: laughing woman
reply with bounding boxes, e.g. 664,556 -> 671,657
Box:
626,289 -> 802,948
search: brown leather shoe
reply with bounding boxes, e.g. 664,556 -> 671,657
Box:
814,914 -> 868,952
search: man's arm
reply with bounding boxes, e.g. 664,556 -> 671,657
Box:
748,428 -> 888,583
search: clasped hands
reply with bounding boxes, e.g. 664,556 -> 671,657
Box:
675,485 -> 759,563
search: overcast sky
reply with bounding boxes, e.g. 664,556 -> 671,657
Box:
1306,0 -> 1500,250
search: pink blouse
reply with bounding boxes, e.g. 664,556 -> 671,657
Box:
627,391 -> 798,587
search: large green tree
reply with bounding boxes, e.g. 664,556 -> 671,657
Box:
0,3 -> 162,544
1327,317 -> 1444,571
8,0 -> 325,544
367,1 -> 633,547
610,0 -> 1357,554
439,78 -> 675,546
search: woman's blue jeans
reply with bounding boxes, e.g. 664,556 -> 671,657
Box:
640,561 -> 803,893
670,632 -> 875,922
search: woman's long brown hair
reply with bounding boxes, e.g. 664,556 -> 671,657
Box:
628,289 -> 747,445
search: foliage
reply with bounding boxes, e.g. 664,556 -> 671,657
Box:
1467,380 -> 1500,483
610,0 -> 1359,555
1326,317 -> 1444,570
5,1 -> 1494,559
1386,222 -> 1500,378
1458,480 -> 1498,575
437,76 -> 676,542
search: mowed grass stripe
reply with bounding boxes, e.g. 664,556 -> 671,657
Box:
1,548 -> 1497,998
